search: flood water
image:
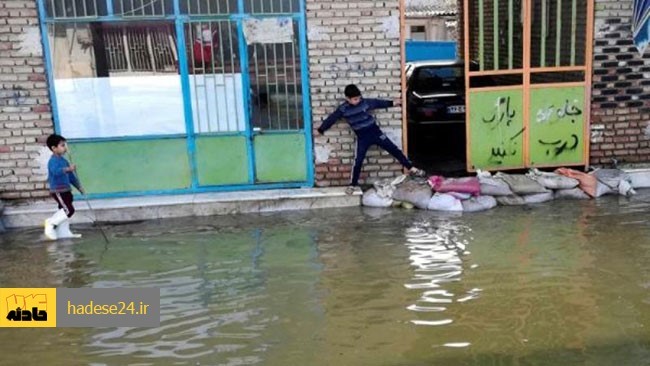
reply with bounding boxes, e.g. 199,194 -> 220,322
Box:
1,191 -> 650,365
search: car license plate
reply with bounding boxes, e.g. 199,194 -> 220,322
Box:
447,105 -> 465,114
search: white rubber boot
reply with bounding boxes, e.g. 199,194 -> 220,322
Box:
56,220 -> 82,239
44,209 -> 68,241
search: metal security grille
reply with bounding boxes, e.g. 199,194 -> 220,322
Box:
184,19 -> 303,133
104,24 -> 177,74
45,0 -> 175,18
248,33 -> 302,131
46,0 -> 107,17
115,0 -> 174,17
186,20 -> 243,133
245,0 -> 299,13
463,0 -> 594,171
181,0 -> 237,14
39,0 -> 314,193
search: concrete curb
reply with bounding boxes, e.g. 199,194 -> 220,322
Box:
2,187 -> 362,229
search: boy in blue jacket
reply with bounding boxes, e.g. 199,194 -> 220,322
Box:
44,134 -> 84,240
317,84 -> 424,194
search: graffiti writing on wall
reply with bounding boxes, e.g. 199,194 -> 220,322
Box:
534,98 -> 582,158
535,99 -> 582,124
489,128 -> 525,164
481,96 -> 522,165
482,96 -> 516,128
538,134 -> 579,157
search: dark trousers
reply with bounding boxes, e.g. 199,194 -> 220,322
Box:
351,127 -> 413,186
51,191 -> 75,218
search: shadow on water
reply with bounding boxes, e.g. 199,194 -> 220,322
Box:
0,191 -> 649,365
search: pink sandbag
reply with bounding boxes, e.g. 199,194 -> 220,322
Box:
428,176 -> 481,196
555,168 -> 597,198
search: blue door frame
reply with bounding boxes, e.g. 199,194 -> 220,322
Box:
36,0 -> 314,199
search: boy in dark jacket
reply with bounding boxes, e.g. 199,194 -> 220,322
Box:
44,134 -> 84,240
317,84 -> 424,194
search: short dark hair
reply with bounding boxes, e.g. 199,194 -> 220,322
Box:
344,84 -> 361,98
46,134 -> 66,151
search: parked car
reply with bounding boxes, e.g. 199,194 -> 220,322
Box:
405,60 -> 466,125
405,60 -> 473,175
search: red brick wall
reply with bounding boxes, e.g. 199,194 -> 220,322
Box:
306,0 -> 404,187
590,0 -> 650,166
0,0 -> 53,199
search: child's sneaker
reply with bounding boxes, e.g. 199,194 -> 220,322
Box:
345,186 -> 357,195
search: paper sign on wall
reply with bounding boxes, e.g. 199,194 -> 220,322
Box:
243,18 -> 293,44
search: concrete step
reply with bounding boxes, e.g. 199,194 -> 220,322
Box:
2,187 -> 361,229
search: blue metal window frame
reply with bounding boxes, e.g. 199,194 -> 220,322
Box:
36,0 -> 315,199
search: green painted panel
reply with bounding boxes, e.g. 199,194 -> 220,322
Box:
196,136 -> 249,186
529,86 -> 586,166
68,139 -> 191,194
254,134 -> 307,183
469,89 -> 525,170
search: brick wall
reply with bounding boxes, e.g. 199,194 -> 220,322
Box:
306,0 -> 404,187
0,0 -> 53,200
590,0 -> 650,166
5,0 -> 648,201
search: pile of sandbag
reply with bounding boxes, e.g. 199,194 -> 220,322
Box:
361,166 -> 641,212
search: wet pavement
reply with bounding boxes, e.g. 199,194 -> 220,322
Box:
1,190 -> 650,365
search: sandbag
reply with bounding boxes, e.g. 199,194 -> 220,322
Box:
594,181 -> 617,197
618,180 -> 636,197
523,191 -> 554,204
591,169 -> 628,187
628,170 -> 650,188
427,193 -> 463,211
392,179 -> 432,209
447,192 -> 472,200
373,174 -> 408,199
362,188 -> 393,207
462,196 -> 497,212
496,194 -> 526,206
556,168 -> 598,198
554,188 -> 591,200
590,169 -> 635,197
527,169 -> 579,190
495,173 -> 549,194
428,176 -> 481,196
478,176 -> 513,196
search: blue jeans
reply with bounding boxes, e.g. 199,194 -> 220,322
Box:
351,126 -> 413,186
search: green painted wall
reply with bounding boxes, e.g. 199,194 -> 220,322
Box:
254,134 -> 307,183
195,136 -> 249,186
529,86 -> 585,166
468,89 -> 525,170
69,139 -> 191,194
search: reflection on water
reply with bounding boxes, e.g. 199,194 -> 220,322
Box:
405,220 -> 475,330
1,192 -> 650,365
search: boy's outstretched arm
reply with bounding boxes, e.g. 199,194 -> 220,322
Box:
317,107 -> 343,134
365,98 -> 402,110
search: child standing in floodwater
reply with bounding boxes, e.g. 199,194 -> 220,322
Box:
44,134 -> 84,240
317,84 -> 425,194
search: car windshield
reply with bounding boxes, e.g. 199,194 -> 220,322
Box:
411,66 -> 464,94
